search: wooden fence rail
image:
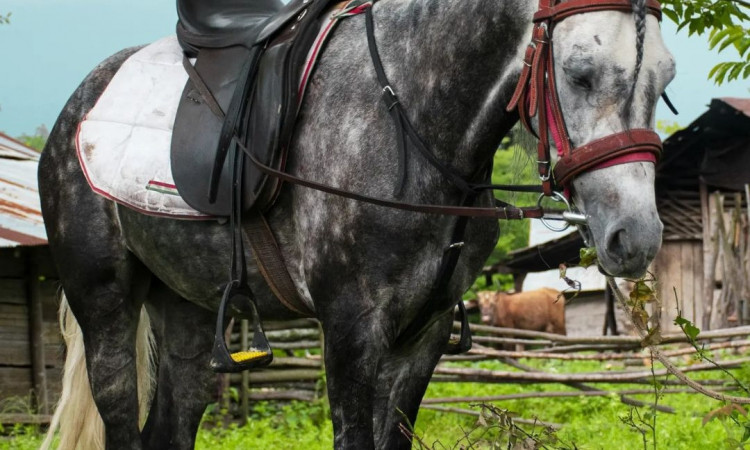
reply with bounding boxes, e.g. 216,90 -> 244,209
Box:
220,318 -> 750,422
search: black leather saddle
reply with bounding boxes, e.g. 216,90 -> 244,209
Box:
171,0 -> 336,216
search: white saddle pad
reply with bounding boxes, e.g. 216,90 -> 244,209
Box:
76,5 -> 357,219
77,36 -> 210,219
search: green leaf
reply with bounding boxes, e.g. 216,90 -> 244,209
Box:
728,62 -> 745,81
674,315 -> 701,340
710,62 -> 733,85
662,8 -> 679,24
673,0 -> 683,18
629,280 -> 656,304
739,37 -> 750,58
579,247 -> 598,268
718,28 -> 744,53
685,323 -> 700,341
708,28 -> 731,50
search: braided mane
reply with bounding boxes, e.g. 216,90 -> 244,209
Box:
624,0 -> 647,125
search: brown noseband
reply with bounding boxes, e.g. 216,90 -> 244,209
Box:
507,0 -> 663,195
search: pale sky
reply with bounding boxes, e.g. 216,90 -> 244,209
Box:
0,0 -> 747,137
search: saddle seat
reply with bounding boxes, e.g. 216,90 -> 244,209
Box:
176,0 -> 318,54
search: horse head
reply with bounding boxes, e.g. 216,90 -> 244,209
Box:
513,0 -> 674,278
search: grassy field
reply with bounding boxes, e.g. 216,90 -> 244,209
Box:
4,352 -> 749,449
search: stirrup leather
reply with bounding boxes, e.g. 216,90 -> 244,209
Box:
210,280 -> 273,372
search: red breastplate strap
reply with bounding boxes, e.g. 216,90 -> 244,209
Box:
507,0 -> 663,193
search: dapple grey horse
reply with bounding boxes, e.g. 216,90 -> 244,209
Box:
39,0 -> 673,448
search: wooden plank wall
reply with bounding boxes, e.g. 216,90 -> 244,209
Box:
0,246 -> 62,415
651,241 -> 704,333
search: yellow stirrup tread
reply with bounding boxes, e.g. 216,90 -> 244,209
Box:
231,350 -> 270,362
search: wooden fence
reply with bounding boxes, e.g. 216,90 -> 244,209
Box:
221,319 -> 750,425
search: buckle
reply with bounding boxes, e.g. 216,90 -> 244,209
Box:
538,160 -> 551,181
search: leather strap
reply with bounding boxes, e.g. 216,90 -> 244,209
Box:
553,129 -> 661,186
243,209 -> 315,316
182,55 -> 226,119
240,140 -> 545,219
533,0 -> 662,22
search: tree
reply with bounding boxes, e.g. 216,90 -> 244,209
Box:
17,125 -> 49,152
660,0 -> 750,84
0,12 -> 10,24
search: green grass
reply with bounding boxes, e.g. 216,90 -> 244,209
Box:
3,354 -> 748,449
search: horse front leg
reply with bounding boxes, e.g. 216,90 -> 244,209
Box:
319,300 -> 388,449
373,313 -> 453,449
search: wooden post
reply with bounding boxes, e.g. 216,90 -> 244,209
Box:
27,248 -> 48,415
700,183 -> 719,330
240,319 -> 249,425
713,193 -> 732,329
318,322 -> 326,400
513,272 -> 527,293
603,284 -> 619,336
743,184 -> 750,325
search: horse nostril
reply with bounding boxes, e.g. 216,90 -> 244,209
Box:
606,227 -> 632,263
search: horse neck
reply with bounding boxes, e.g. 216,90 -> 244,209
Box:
373,0 -> 535,176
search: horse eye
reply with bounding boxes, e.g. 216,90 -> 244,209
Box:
570,75 -> 592,90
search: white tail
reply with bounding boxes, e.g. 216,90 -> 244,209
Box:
41,293 -> 156,450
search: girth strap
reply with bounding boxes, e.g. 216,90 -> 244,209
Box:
243,209 -> 315,316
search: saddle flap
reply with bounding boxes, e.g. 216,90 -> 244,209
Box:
171,46 -> 258,215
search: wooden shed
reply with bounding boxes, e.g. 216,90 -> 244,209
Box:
654,97 -> 750,331
0,132 -> 62,421
489,98 -> 750,334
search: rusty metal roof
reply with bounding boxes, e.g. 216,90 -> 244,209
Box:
0,133 -> 47,247
721,97 -> 750,118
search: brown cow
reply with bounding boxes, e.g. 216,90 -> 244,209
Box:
476,288 -> 566,336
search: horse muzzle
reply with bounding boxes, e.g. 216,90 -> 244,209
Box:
595,209 -> 663,279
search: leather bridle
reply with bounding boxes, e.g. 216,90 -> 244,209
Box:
507,0 -> 664,196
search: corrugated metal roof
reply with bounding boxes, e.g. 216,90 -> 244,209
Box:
0,132 -> 41,160
0,134 -> 47,247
